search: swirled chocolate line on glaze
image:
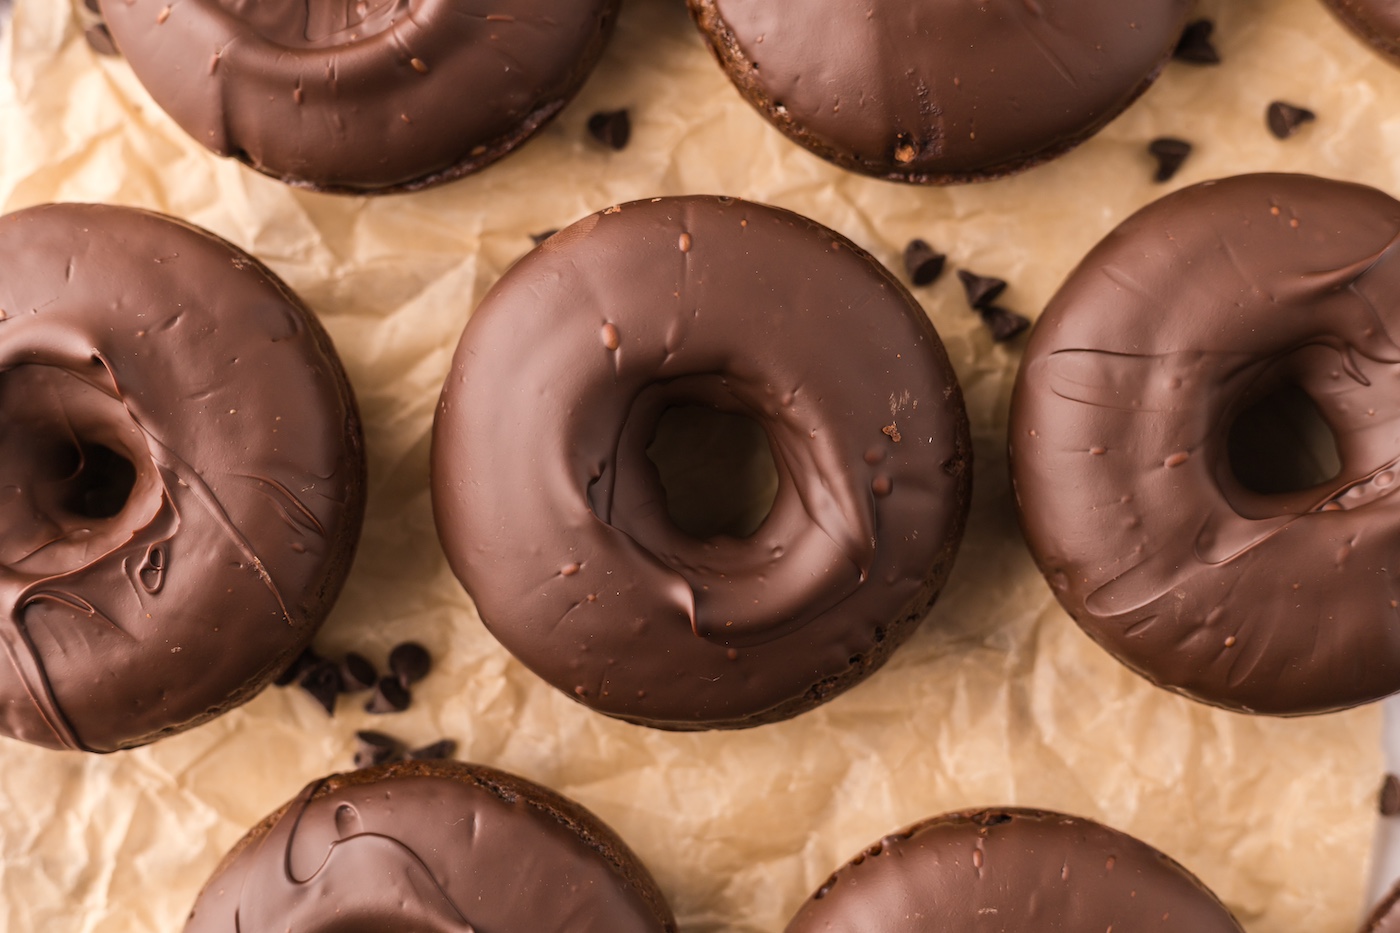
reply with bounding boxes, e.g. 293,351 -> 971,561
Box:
1011,173 -> 1400,715
0,203 -> 364,752
183,761 -> 676,933
98,0 -> 620,193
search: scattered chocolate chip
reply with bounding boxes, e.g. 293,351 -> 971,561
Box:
1148,138 -> 1192,183
587,109 -> 631,150
979,306 -> 1031,343
1382,774 -> 1400,816
1267,101 -> 1315,140
409,739 -> 458,761
297,659 -> 343,715
1173,20 -> 1220,65
353,730 -> 405,769
84,23 -> 118,56
83,0 -> 101,13
275,646 -> 321,687
338,652 -> 377,693
902,239 -> 947,287
530,230 -> 559,246
365,676 -> 411,714
957,270 -> 1008,310
389,642 -> 432,687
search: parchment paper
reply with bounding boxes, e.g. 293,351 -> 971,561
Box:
0,0 -> 1391,930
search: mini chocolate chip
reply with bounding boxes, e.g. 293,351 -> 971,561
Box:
408,739 -> 458,761
275,646 -> 321,687
587,110 -> 631,150
339,652 -> 377,693
1173,20 -> 1220,65
353,730 -> 404,769
957,269 -> 1008,309
980,306 -> 1031,343
1267,102 -> 1315,140
365,676 -> 411,714
84,23 -> 118,56
83,0 -> 101,13
389,642 -> 432,687
1148,138 -> 1192,183
903,239 -> 946,286
530,229 -> 559,246
1382,773 -> 1400,816
297,660 -> 343,715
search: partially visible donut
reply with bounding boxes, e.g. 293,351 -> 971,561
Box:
183,760 -> 676,933
98,0 -> 621,193
1011,173 -> 1400,715
1322,0 -> 1400,64
786,808 -> 1243,932
432,196 -> 971,729
0,203 -> 365,752
687,0 -> 1192,184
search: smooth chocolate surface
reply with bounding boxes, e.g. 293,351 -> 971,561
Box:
1011,173 -> 1400,715
688,0 -> 1192,183
184,760 -> 676,933
432,196 -> 971,729
0,203 -> 364,751
98,0 -> 620,193
786,808 -> 1243,932
1324,0 -> 1400,63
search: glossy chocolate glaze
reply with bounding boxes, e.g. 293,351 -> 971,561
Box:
786,808 -> 1242,932
432,196 -> 971,729
688,0 -> 1191,184
0,203 -> 364,752
1012,173 -> 1400,715
1324,0 -> 1400,63
98,0 -> 619,193
184,760 -> 676,933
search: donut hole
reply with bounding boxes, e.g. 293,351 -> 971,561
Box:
216,0 -> 402,48
1227,382 -> 1341,495
53,442 -> 137,520
646,405 -> 779,539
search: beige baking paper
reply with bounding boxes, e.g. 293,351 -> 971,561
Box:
0,0 -> 1391,930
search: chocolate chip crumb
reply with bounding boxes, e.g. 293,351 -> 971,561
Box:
530,230 -> 559,246
389,642 -> 432,687
84,23 -> 118,56
1382,773 -> 1400,816
979,306 -> 1031,343
409,739 -> 458,761
957,270 -> 1008,309
1267,102 -> 1315,140
587,110 -> 631,150
353,731 -> 404,769
297,659 -> 343,715
882,424 -> 902,443
365,676 -> 412,714
275,647 -> 321,687
1173,20 -> 1220,65
339,652 -> 377,693
903,239 -> 946,286
1148,138 -> 1192,183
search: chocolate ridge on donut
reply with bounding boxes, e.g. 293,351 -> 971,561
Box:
98,0 -> 621,194
687,0 -> 1192,184
432,195 -> 971,729
1011,173 -> 1400,715
184,759 -> 677,933
785,807 -> 1243,932
0,203 -> 365,751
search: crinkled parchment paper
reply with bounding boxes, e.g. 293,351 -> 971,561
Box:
0,0 -> 1393,930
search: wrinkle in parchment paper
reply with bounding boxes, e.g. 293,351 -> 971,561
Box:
0,0 -> 1390,931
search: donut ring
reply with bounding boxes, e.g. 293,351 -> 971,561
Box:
1322,0 -> 1400,65
0,203 -> 364,752
183,760 -> 676,933
785,808 -> 1243,932
1011,173 -> 1400,715
432,196 -> 971,729
687,0 -> 1192,184
99,0 -> 620,193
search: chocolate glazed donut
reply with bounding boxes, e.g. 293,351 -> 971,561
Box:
98,0 -> 620,193
687,0 -> 1192,184
0,203 -> 364,752
432,196 -> 971,729
1011,173 -> 1400,715
184,760 -> 676,933
786,808 -> 1243,932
